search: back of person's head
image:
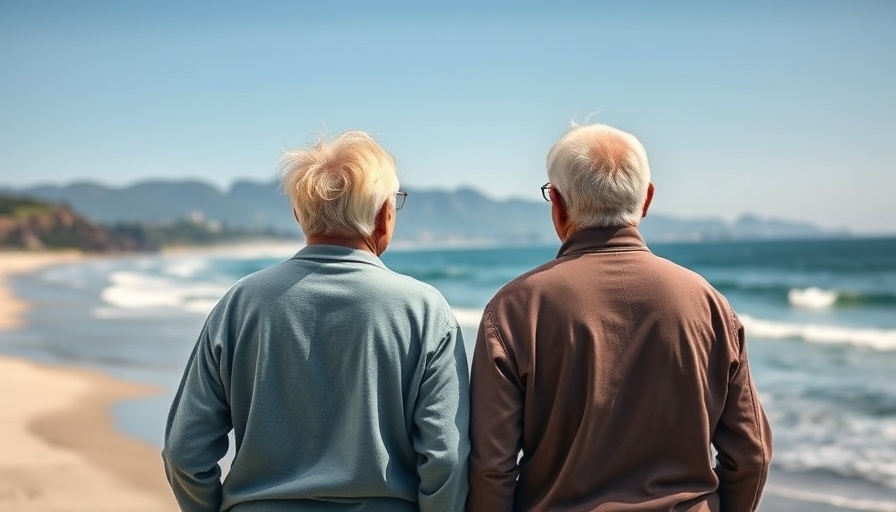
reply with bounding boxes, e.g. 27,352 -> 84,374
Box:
546,123 -> 651,229
279,130 -> 399,238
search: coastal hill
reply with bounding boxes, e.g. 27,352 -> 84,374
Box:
0,194 -> 146,252
0,193 -> 288,252
3,180 -> 844,245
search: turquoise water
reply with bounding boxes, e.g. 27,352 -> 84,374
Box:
3,237 -> 896,510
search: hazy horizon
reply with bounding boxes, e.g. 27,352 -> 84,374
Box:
2,1 -> 894,234
1,175 -> 872,237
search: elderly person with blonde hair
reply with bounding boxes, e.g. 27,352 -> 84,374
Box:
163,130 -> 470,512
468,123 -> 772,511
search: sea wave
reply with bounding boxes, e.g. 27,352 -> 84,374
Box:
788,287 -> 838,309
712,280 -> 896,309
99,270 -> 229,314
162,258 -> 209,278
775,453 -> 896,494
786,286 -> 896,310
740,314 -> 896,351
449,308 -> 896,351
97,270 -> 490,322
772,413 -> 896,491
765,485 -> 896,512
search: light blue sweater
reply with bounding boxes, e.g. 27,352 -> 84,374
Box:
163,245 -> 470,511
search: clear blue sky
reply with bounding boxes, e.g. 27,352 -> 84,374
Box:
1,1 -> 894,233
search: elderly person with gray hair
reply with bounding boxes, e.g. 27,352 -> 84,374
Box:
468,123 -> 772,512
163,130 -> 470,512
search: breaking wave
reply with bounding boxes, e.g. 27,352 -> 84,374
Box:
740,314 -> 896,351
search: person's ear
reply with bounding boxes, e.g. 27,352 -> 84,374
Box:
369,200 -> 395,255
642,182 -> 655,218
551,187 -> 569,225
550,187 -> 573,241
373,201 -> 390,234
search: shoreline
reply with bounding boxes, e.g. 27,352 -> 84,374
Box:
2,247 -> 893,512
0,251 -> 177,511
0,251 -> 83,331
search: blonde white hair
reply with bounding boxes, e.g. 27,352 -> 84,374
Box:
546,123 -> 651,229
279,131 -> 399,238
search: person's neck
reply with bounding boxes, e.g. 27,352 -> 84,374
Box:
305,234 -> 377,254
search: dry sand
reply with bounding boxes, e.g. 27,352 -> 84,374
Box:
0,251 -> 177,511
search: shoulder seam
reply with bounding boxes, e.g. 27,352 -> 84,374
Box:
483,304 -> 513,360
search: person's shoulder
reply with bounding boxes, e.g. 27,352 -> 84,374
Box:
648,253 -> 734,306
228,258 -> 293,291
200,263 -> 278,326
488,257 -> 561,304
378,265 -> 450,304
650,252 -> 707,280
209,258 -> 307,313
375,267 -> 459,331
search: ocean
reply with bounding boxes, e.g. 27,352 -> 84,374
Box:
3,237 -> 896,511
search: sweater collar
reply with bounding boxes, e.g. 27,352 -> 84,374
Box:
557,226 -> 650,258
292,244 -> 388,269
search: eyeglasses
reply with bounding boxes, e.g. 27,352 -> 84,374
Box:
395,191 -> 407,210
540,183 -> 553,202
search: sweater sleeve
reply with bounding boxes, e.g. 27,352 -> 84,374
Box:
162,323 -> 232,512
713,316 -> 773,511
412,322 -> 471,512
467,305 -> 524,512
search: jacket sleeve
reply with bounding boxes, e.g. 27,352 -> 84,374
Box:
162,323 -> 232,512
713,316 -> 773,511
412,321 -> 471,512
468,305 -> 524,512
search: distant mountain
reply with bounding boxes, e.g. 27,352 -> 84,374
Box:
3,180 -> 845,244
639,213 -> 848,242
16,179 -> 288,232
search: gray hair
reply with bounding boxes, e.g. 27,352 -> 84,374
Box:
546,123 -> 651,229
279,131 -> 399,238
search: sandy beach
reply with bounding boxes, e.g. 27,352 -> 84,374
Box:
0,251 -> 177,512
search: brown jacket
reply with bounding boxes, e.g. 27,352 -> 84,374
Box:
469,227 -> 772,512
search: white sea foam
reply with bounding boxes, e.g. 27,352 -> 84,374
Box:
766,417 -> 886,489
99,270 -> 229,315
452,308 -> 484,329
775,441 -> 896,490
765,485 -> 896,512
788,287 -> 839,309
740,314 -> 896,351
162,258 -> 209,278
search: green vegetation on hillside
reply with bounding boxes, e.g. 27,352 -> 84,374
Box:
0,195 -> 55,216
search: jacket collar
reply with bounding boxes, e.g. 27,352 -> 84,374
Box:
292,244 -> 387,269
557,226 -> 650,258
